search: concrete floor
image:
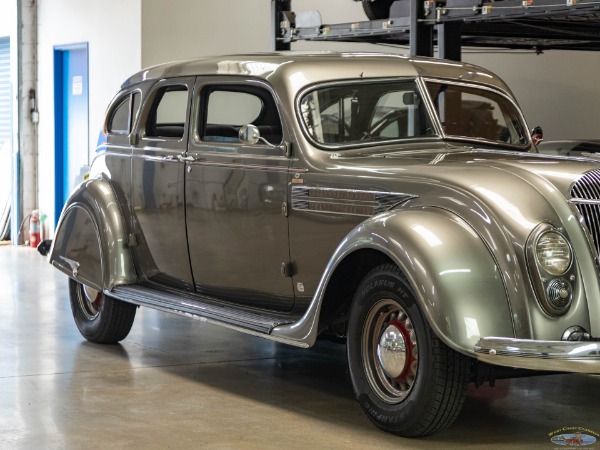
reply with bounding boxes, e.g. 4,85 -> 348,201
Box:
1,245 -> 599,449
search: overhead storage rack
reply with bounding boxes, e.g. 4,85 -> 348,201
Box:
272,0 -> 600,59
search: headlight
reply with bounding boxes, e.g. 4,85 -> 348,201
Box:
535,231 -> 572,275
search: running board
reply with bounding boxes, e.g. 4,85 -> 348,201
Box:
109,285 -> 295,336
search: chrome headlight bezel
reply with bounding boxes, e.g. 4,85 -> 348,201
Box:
534,230 -> 573,276
526,224 -> 576,317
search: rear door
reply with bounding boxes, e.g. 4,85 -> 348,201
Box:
131,77 -> 195,290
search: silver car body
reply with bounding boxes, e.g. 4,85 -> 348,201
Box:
50,52 -> 600,373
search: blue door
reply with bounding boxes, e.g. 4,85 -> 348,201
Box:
54,43 -> 89,224
0,36 -> 12,240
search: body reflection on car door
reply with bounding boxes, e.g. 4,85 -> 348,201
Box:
130,78 -> 195,290
185,81 -> 294,311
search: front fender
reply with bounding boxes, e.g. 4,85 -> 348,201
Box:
272,206 -> 515,355
49,176 -> 137,291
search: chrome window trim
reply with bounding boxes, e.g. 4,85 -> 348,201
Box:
138,79 -> 193,144
421,77 -> 532,150
104,87 -> 143,137
190,76 -> 288,155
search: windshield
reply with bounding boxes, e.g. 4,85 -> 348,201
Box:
426,81 -> 528,147
299,80 -> 435,147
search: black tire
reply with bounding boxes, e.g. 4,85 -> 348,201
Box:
69,278 -> 136,344
362,0 -> 395,20
347,264 -> 470,437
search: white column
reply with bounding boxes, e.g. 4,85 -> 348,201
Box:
17,0 -> 38,243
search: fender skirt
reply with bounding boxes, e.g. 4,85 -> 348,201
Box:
49,177 -> 137,291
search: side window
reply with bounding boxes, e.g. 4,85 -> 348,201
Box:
107,96 -> 131,134
202,87 -> 282,145
146,85 -> 188,139
107,91 -> 142,135
427,82 -> 527,145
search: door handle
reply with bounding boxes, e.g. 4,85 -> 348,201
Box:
178,155 -> 195,162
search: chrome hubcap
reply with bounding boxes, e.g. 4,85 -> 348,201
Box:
362,299 -> 418,404
377,324 -> 407,378
78,284 -> 103,321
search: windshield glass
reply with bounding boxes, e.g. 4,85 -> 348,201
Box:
299,80 -> 435,147
426,81 -> 528,147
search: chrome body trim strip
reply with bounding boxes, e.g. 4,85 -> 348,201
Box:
291,185 -> 415,216
474,337 -> 600,373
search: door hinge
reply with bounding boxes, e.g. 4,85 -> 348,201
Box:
281,261 -> 295,278
127,234 -> 138,248
282,202 -> 288,217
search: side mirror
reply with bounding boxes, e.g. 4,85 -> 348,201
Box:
238,124 -> 261,145
531,126 -> 543,145
238,124 -> 292,158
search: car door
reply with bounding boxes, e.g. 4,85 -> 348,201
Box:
102,87 -> 142,210
130,77 -> 195,290
185,78 -> 294,311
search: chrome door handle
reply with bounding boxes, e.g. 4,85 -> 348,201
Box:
178,155 -> 195,162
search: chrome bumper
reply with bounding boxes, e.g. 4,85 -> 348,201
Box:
474,337 -> 600,373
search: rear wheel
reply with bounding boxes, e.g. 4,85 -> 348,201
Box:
347,264 -> 470,437
362,0 -> 395,20
69,279 -> 136,343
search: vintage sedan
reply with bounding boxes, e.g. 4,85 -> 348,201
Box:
50,52 -> 600,437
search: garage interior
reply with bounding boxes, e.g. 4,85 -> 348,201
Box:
4,247 -> 600,448
2,0 -> 600,447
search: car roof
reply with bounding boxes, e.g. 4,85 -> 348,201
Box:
121,51 -> 512,94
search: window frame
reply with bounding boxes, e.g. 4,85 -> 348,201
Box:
295,77 -> 441,151
423,77 -> 532,150
141,81 -> 192,142
192,79 -> 285,149
105,89 -> 142,136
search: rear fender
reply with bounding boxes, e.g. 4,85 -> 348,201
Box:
273,207 -> 515,354
49,176 -> 137,291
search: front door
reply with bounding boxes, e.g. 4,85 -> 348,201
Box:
185,79 -> 294,311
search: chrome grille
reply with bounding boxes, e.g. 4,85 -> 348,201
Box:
571,168 -> 600,258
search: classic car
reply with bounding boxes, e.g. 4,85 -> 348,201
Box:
49,52 -> 600,437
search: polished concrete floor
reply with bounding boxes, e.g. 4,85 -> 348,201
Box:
1,245 -> 599,449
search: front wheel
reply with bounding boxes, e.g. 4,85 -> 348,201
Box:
347,264 -> 470,437
69,279 -> 136,344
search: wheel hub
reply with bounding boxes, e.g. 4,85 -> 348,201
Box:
377,324 -> 407,378
79,285 -> 103,320
362,299 -> 419,404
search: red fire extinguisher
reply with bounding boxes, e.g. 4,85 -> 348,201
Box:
30,210 -> 40,248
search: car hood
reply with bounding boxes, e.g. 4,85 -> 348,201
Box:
332,145 -> 599,200
324,145 -> 600,242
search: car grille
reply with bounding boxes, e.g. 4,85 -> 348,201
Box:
570,168 -> 600,258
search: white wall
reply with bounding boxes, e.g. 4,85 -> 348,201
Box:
37,0 -> 142,232
139,0 -> 600,140
141,0 -> 274,67
32,0 -> 600,234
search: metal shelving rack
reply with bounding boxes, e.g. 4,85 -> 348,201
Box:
272,0 -> 600,59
